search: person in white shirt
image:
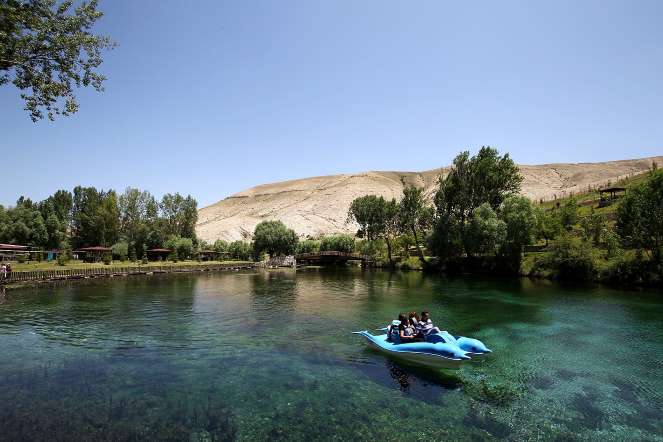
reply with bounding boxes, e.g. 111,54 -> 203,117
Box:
416,310 -> 442,338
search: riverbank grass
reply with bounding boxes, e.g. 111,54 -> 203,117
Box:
10,260 -> 253,272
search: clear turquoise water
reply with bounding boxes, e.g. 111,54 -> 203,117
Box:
0,268 -> 661,441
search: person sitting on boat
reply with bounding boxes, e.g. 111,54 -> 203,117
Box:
398,313 -> 419,343
409,312 -> 424,338
387,319 -> 401,342
417,310 -> 442,338
409,311 -> 420,327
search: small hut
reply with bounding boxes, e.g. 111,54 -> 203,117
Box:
198,249 -> 219,261
598,187 -> 626,207
76,246 -> 112,263
146,248 -> 173,261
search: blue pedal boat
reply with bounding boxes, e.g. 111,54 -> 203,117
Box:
426,330 -> 493,359
354,331 -> 471,370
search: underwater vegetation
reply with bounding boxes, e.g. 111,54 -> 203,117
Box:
0,270 -> 661,440
0,358 -> 236,442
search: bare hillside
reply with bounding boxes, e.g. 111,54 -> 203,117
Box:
196,156 -> 662,242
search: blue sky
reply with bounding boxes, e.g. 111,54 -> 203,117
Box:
2,0 -> 662,208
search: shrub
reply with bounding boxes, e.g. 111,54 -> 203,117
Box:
57,253 -> 68,266
559,198 -> 579,230
296,239 -> 320,254
165,236 -> 194,260
357,239 -> 385,260
112,241 -> 129,261
57,240 -> 72,266
399,256 -> 423,270
213,239 -> 229,254
320,234 -> 355,253
228,241 -> 252,260
102,253 -> 112,265
602,251 -> 660,285
616,169 -> 663,267
129,245 -> 137,262
533,235 -> 598,280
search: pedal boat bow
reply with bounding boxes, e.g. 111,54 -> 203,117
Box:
354,331 -> 470,370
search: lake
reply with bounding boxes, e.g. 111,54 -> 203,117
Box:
0,268 -> 661,441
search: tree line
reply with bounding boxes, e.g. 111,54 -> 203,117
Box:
344,146 -> 663,284
0,187 -> 198,261
250,146 -> 662,285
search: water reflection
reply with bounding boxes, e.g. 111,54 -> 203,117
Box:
0,270 -> 661,440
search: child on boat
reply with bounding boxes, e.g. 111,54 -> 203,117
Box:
388,313 -> 419,343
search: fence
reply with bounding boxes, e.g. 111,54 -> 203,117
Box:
1,262 -> 256,284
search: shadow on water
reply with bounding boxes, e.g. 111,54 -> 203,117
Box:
351,357 -> 463,404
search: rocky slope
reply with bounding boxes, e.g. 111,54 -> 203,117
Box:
196,156 -> 662,242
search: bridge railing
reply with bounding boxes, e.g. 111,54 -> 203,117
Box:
295,251 -> 371,261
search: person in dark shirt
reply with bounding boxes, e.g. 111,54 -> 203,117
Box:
398,313 -> 418,343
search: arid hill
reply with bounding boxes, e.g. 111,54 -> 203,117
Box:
196,156 -> 662,242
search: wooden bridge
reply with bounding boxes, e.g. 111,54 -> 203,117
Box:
295,251 -> 372,264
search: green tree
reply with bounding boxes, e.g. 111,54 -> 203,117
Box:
111,241 -> 128,261
57,238 -> 71,265
534,206 -> 562,246
580,208 -> 605,245
165,235 -> 194,260
616,169 -> 663,266
319,234 -> 355,253
118,187 -> 158,255
382,198 -> 400,265
0,0 -> 114,121
213,239 -> 229,254
499,195 -> 536,266
348,195 -> 386,241
348,195 -> 400,265
534,234 -> 598,281
465,203 -> 506,256
433,147 -> 522,258
228,240 -> 252,261
296,239 -> 320,254
160,193 -> 198,240
399,180 -> 433,262
71,186 -> 119,248
252,220 -> 298,257
559,198 -> 578,231
2,198 -> 48,246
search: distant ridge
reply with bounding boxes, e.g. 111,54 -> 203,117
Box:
196,156 -> 663,242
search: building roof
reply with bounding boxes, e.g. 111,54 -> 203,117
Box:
599,187 -> 627,193
0,243 -> 29,250
77,246 -> 112,252
146,248 -> 173,252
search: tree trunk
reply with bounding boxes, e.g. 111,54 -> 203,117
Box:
385,235 -> 393,267
412,226 -> 425,263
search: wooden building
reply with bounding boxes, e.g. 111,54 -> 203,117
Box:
146,248 -> 173,261
75,246 -> 112,262
598,187 -> 626,207
0,244 -> 29,262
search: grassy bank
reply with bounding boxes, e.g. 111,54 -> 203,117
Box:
9,260 -> 254,272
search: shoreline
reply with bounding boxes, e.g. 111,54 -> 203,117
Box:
0,262 -> 257,291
